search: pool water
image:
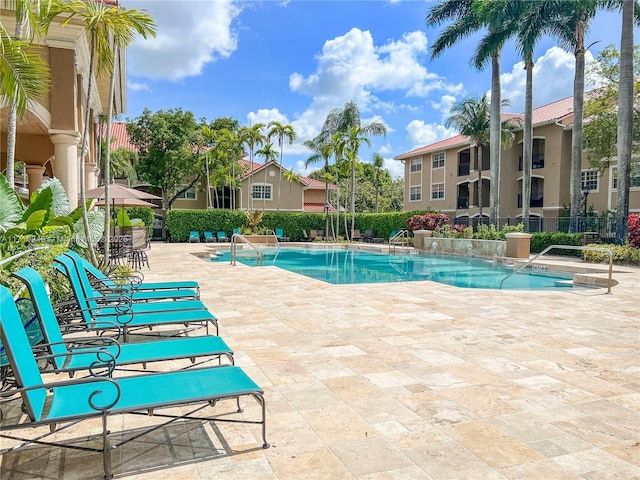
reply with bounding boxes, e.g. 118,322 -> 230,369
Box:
216,248 -> 577,289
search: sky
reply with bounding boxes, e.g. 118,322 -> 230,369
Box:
123,0 -> 634,179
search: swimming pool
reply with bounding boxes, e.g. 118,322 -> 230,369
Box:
216,247 -> 577,289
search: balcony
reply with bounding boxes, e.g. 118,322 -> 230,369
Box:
517,194 -> 544,208
458,163 -> 470,176
457,197 -> 469,209
518,154 -> 545,171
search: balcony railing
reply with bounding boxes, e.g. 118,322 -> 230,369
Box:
458,163 -> 470,176
517,194 -> 544,208
518,154 -> 545,171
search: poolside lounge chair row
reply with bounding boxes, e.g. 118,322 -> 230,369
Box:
0,251 -> 269,479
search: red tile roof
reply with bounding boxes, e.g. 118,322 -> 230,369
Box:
304,202 -> 336,212
239,159 -> 335,190
98,121 -> 136,151
395,95 -> 576,160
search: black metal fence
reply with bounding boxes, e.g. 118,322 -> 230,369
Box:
453,216 -> 625,242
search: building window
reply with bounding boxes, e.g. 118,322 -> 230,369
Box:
409,186 -> 422,201
252,183 -> 272,200
176,185 -> 196,200
581,170 -> 599,192
431,183 -> 445,200
410,158 -> 422,172
612,165 -> 640,189
432,152 -> 445,169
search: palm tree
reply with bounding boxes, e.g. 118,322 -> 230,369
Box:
323,101 -> 387,240
371,152 -> 384,213
427,0 -> 511,224
255,142 -> 278,210
616,0 -> 635,243
304,135 -> 335,241
47,0 -> 155,263
3,0 -> 52,188
238,123 -> 265,210
267,121 -> 296,212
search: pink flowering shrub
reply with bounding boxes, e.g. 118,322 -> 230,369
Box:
406,213 -> 450,231
628,213 -> 640,248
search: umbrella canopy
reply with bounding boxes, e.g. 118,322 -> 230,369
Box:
85,183 -> 162,201
95,197 -> 157,208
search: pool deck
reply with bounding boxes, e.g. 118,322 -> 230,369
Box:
2,242 -> 639,479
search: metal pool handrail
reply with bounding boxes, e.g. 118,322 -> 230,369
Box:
499,245 -> 613,293
230,233 -> 280,266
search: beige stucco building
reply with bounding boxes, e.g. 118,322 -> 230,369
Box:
1,4 -> 124,208
395,96 -> 640,227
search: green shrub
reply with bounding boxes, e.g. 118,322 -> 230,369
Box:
530,232 -> 582,256
583,243 -> 640,265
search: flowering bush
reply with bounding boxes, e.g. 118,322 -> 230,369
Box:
433,224 -> 471,238
628,214 -> 640,248
406,213 -> 450,231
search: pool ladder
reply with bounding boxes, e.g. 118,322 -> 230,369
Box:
230,233 -> 280,266
388,229 -> 412,254
499,244 -> 613,293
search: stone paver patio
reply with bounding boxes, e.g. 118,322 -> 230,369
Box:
1,242 -> 638,479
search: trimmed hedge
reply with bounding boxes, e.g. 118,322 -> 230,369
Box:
165,209 -> 431,242
583,243 -> 640,265
530,232 -> 583,257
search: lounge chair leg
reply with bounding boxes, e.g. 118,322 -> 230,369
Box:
102,414 -> 112,480
236,397 -> 243,413
254,393 -> 270,449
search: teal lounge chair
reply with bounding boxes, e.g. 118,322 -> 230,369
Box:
203,231 -> 215,242
275,228 -> 290,242
216,231 -> 230,242
64,251 -> 199,301
11,267 -> 233,376
233,228 -> 241,235
188,231 -> 200,242
52,259 -> 218,339
0,286 -> 269,480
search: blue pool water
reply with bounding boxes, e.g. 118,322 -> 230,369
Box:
215,248 -> 576,289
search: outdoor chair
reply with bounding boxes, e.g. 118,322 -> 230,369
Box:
52,257 -> 218,340
66,250 -> 199,300
352,229 -> 362,241
233,228 -> 241,235
11,267 -> 234,376
0,286 -> 269,480
362,230 -> 374,243
188,231 -> 200,243
216,231 -> 230,242
203,231 -> 215,242
275,228 -> 290,242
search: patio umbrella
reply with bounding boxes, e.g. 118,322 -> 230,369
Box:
86,183 -> 162,202
95,197 -> 156,208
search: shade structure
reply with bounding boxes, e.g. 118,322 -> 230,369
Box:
85,183 -> 162,202
95,197 -> 156,208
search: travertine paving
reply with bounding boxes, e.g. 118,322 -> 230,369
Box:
1,242 -> 638,479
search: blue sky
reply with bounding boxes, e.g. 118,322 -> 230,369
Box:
124,1 -> 632,179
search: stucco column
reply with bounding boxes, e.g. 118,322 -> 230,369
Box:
25,165 -> 46,196
49,131 -> 80,209
86,163 -> 99,191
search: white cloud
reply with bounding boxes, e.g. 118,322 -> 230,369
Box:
406,120 -> 458,149
429,94 -> 457,120
128,81 -> 149,92
247,108 -> 289,127
500,46 -> 596,112
384,157 -> 404,179
127,0 -> 242,81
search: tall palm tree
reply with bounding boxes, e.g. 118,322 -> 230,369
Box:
255,142 -> 278,210
304,134 -> 335,240
3,0 -> 52,188
372,152 -> 384,213
616,0 -> 635,243
323,101 -> 387,240
47,0 -> 155,263
427,0 -> 512,224
238,123 -> 265,210
267,121 -> 296,212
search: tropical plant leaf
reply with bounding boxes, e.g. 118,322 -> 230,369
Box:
24,186 -> 53,227
23,210 -> 48,233
48,216 -> 74,230
38,178 -> 71,216
0,174 -> 25,233
71,210 -> 105,248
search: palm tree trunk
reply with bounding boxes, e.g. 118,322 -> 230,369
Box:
5,13 -> 26,189
79,34 -> 98,265
522,54 -> 534,229
277,138 -> 283,212
324,159 -> 329,242
103,38 -> 118,262
375,172 -> 379,213
489,52 -> 502,224
477,145 -> 483,221
249,148 -> 253,210
616,0 -> 634,243
350,156 -> 355,241
570,13 -> 586,232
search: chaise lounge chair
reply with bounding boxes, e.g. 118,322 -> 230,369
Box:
52,258 -> 218,340
64,251 -> 199,301
0,286 -> 269,480
275,228 -> 290,242
216,231 -> 230,242
188,231 -> 200,243
12,267 -> 234,376
203,231 -> 215,242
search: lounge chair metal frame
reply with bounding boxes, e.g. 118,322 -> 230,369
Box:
0,286 -> 269,480
11,267 -> 234,377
